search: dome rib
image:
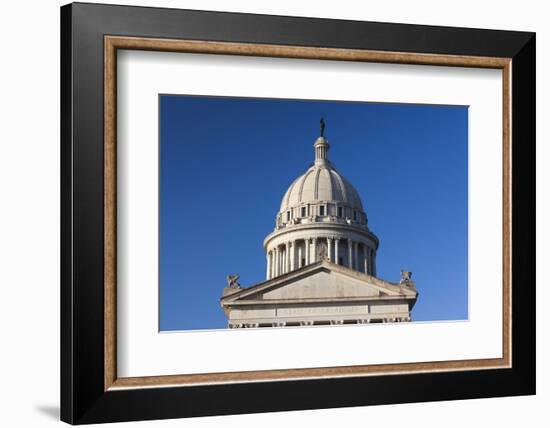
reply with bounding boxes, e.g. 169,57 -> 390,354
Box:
316,168 -> 333,201
297,168 -> 314,205
282,176 -> 300,211
313,168 -> 321,200
331,169 -> 348,203
327,167 -> 337,200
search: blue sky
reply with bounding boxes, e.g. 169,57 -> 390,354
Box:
159,95 -> 468,331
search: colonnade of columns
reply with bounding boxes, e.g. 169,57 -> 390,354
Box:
266,237 -> 376,280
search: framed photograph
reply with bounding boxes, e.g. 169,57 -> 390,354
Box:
60,2 -> 535,424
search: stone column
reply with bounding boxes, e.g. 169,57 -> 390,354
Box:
348,239 -> 353,269
305,238 -> 310,265
285,242 -> 290,273
273,247 -> 278,277
354,241 -> 359,270
290,241 -> 295,271
364,247 -> 369,274
278,247 -> 282,276
278,247 -> 283,276
298,244 -> 303,268
335,238 -> 340,265
312,237 -> 317,263
266,251 -> 271,280
372,251 -> 377,276
327,237 -> 333,262
275,247 -> 278,276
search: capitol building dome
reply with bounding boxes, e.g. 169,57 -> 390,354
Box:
263,120 -> 379,280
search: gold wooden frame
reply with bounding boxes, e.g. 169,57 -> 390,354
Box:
104,36 -> 512,391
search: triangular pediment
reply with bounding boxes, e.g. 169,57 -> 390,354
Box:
221,260 -> 415,304
258,269 -> 382,300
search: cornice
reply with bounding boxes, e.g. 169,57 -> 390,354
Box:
263,221 -> 379,249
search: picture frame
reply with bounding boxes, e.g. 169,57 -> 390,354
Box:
60,2 -> 535,424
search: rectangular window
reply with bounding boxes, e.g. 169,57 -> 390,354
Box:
338,206 -> 343,217
319,206 -> 325,216
287,211 -> 290,221
301,207 -> 306,217
338,257 -> 343,265
353,211 -> 357,221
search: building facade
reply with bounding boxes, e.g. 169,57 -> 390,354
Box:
220,122 -> 418,328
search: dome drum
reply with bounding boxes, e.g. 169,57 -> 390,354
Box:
264,235 -> 377,279
276,201 -> 368,230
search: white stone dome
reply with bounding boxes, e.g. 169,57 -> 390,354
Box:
275,134 -> 368,229
280,161 -> 364,213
